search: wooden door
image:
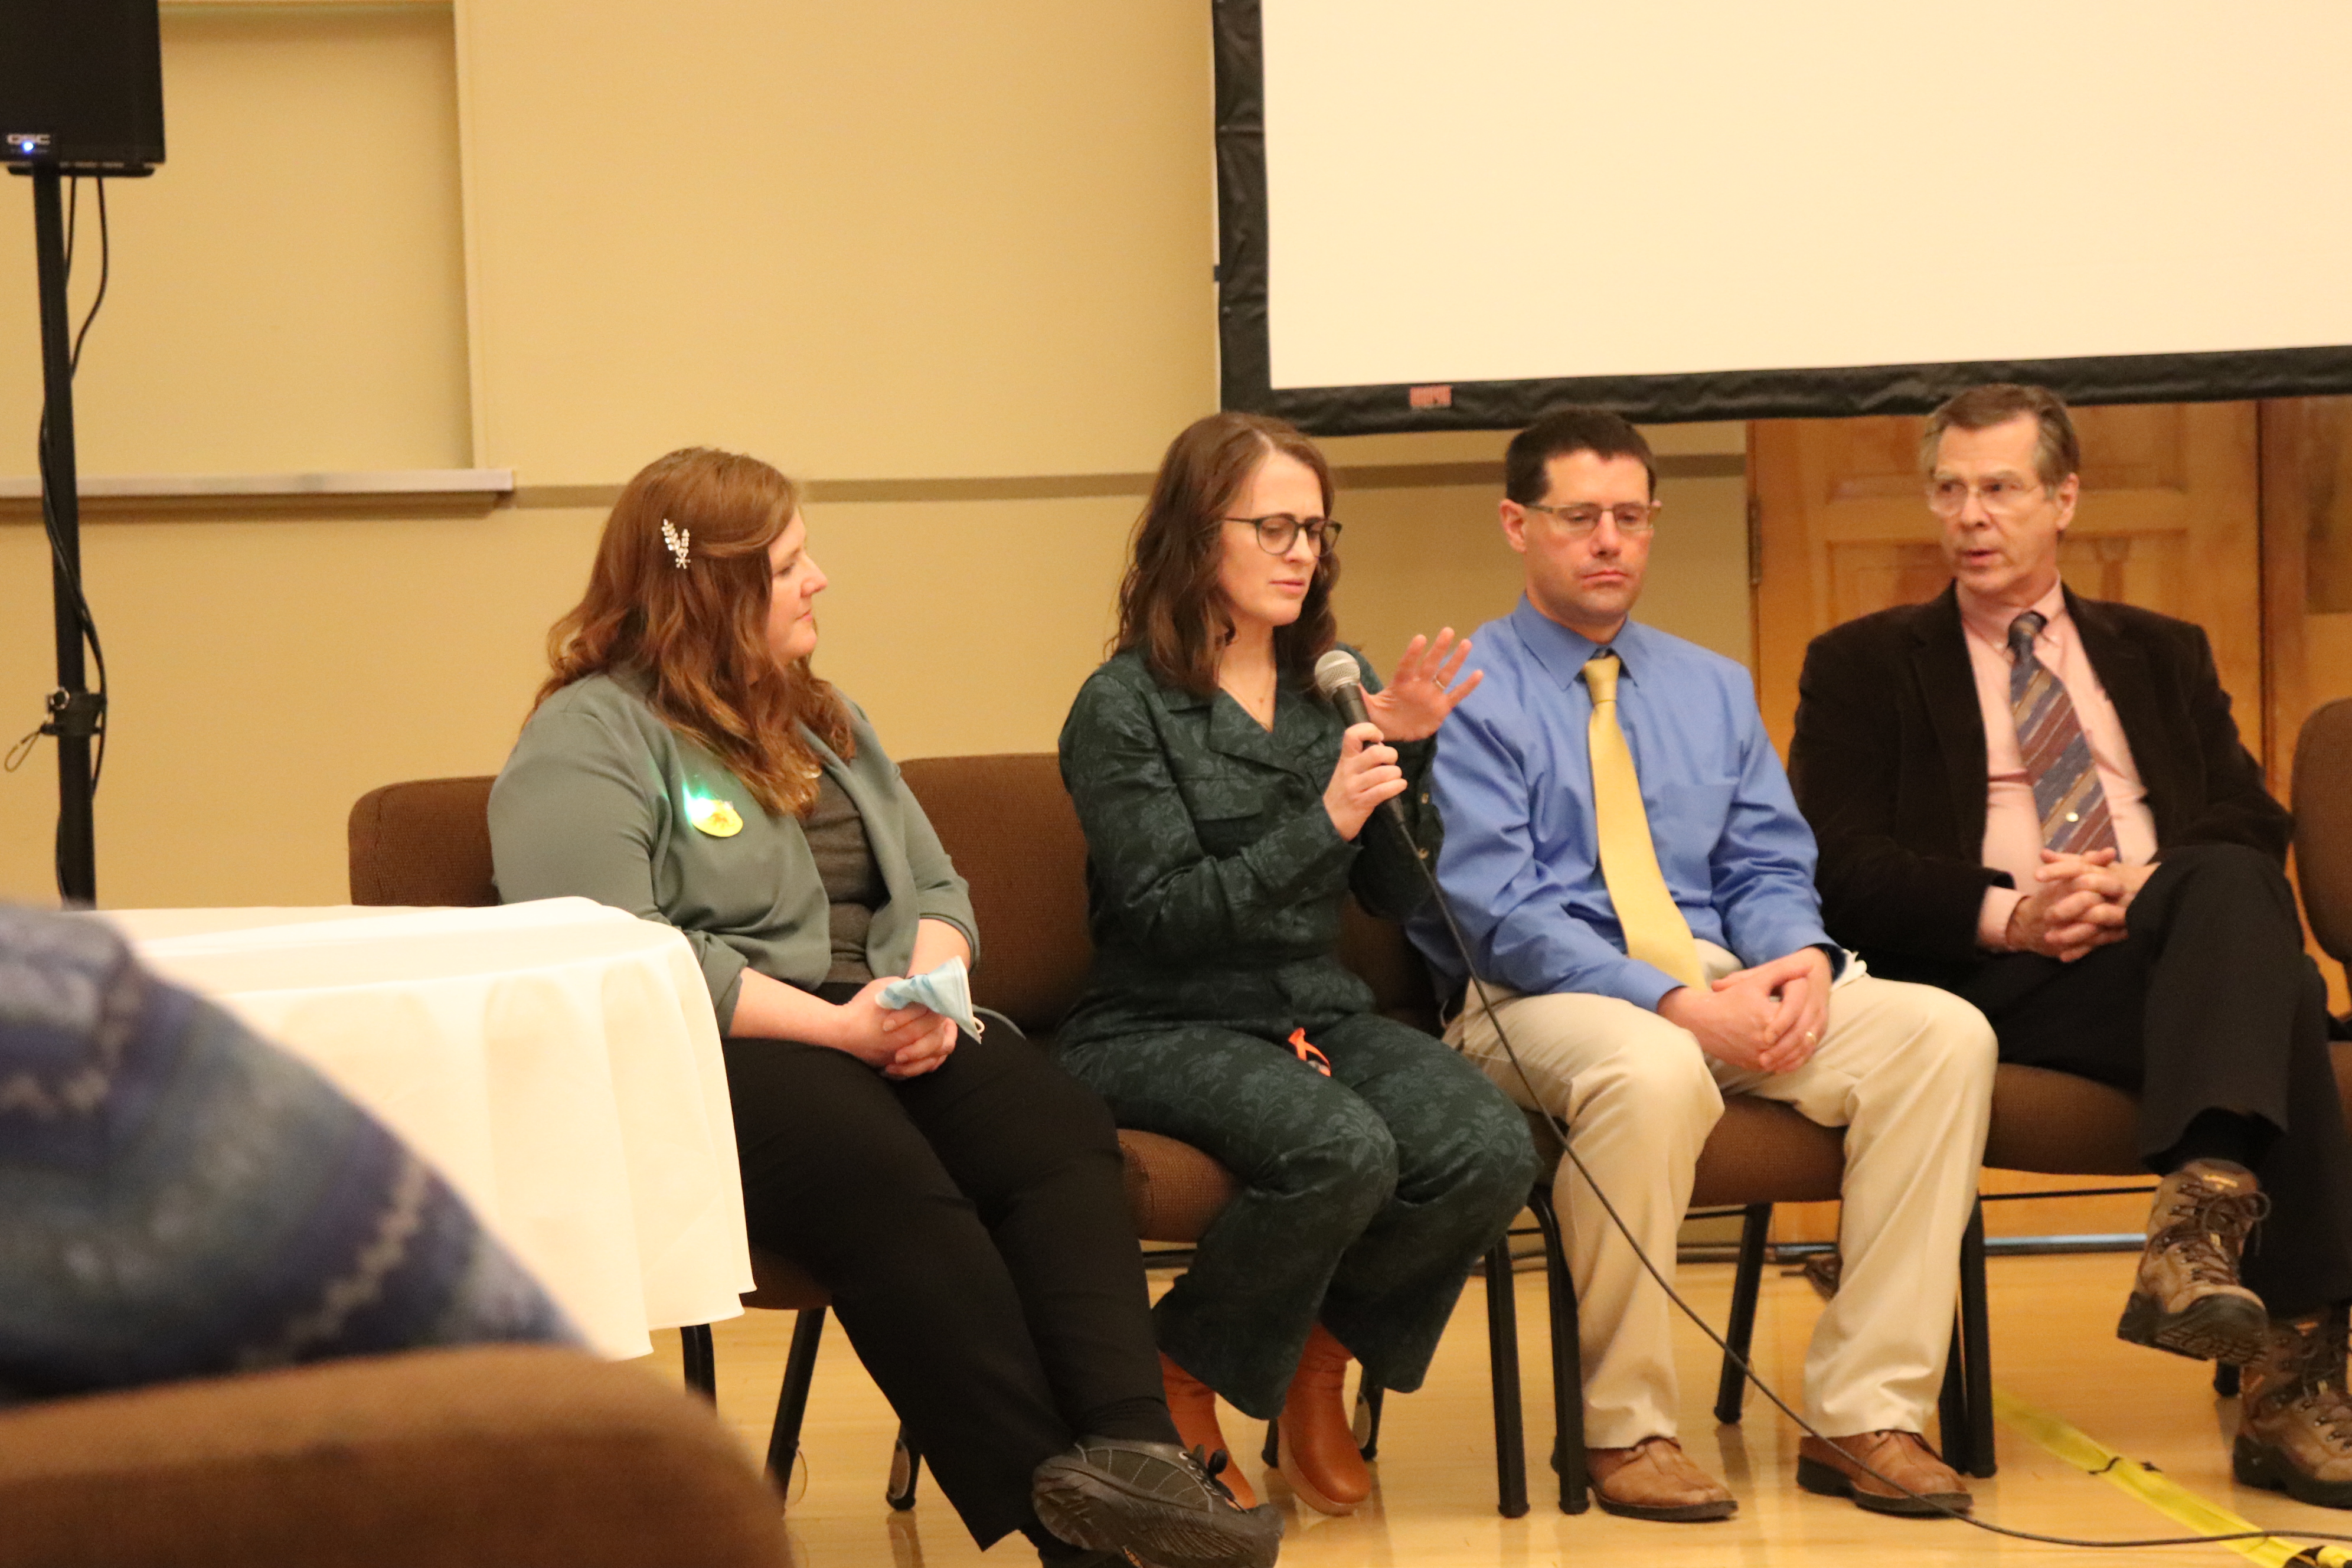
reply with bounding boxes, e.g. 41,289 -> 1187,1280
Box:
1749,403 -> 2265,1243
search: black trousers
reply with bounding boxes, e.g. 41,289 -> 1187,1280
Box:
1953,843 -> 2352,1316
721,1018 -> 1172,1549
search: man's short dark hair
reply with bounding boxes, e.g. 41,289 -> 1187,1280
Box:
1920,383 -> 2081,489
1505,407 -> 1657,503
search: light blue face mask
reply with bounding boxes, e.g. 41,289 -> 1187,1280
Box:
877,955 -> 984,1038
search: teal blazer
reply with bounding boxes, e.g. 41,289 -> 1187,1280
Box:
1056,646 -> 1434,1047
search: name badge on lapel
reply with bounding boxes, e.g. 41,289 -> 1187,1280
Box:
685,793 -> 743,838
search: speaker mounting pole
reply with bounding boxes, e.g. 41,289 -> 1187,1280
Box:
29,162 -> 97,905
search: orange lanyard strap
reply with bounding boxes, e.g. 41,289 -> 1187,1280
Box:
1286,1027 -> 1332,1077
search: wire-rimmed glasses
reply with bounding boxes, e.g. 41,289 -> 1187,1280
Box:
1520,501 -> 1661,537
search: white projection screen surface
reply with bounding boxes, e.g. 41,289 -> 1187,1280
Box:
1213,1 -> 2352,432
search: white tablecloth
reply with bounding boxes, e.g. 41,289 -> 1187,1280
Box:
98,898 -> 754,1360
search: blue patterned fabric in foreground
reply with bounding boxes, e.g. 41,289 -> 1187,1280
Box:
0,907 -> 578,1403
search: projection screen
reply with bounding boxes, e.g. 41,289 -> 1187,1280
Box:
1214,0 -> 2352,432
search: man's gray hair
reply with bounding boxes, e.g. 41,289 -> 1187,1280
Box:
1919,383 -> 2081,489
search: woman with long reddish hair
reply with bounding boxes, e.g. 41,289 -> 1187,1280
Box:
1055,414 -> 1536,1514
490,447 -> 1278,1568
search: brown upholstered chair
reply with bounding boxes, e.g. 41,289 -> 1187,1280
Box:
2298,697 -> 2352,979
348,777 -> 872,1501
0,1346 -> 794,1568
896,754 -> 1534,1516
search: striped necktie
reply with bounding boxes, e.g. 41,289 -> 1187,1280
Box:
2007,610 -> 2118,857
1584,652 -> 1704,988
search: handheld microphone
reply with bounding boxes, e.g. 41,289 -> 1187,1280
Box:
1313,649 -> 1413,841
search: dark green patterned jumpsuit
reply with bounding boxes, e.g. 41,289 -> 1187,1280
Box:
1056,647 -> 1537,1418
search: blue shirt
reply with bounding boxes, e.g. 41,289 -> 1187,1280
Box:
1412,598 -> 1839,1011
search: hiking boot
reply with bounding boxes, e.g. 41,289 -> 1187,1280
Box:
2234,1307 -> 2352,1510
1032,1437 -> 1283,1568
2116,1159 -> 2269,1364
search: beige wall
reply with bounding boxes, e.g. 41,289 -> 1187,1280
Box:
0,2 -> 1751,910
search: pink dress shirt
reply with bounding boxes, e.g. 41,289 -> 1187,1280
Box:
1960,580 -> 2158,948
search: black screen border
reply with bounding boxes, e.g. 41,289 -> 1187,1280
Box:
1213,0 -> 2352,434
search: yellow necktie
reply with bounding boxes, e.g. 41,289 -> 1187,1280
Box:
1585,651 -> 1704,989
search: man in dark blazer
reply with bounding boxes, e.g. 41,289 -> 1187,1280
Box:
1790,383 -> 2352,1510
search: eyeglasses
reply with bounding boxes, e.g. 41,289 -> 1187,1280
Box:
1520,501 -> 1660,537
1926,476 -> 2047,519
1224,513 -> 1342,555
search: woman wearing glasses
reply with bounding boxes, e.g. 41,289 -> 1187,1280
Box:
1055,413 -> 1537,1515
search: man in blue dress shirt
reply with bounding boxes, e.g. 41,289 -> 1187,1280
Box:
1412,408 -> 1996,1523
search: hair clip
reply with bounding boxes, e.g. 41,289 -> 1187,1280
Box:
659,518 -> 691,570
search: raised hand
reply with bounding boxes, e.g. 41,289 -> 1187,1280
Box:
1362,629 -> 1482,743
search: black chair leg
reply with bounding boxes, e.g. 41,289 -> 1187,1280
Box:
886,1423 -> 923,1510
681,1322 -> 717,1402
2216,1363 -> 2242,1397
766,1306 -> 828,1498
1528,1185 -> 1588,1513
1351,1383 -> 1384,1458
1713,1203 -> 1772,1425
1959,1200 -> 1995,1478
1485,1234 -> 1531,1517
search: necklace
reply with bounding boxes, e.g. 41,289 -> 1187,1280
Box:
1220,665 -> 1278,730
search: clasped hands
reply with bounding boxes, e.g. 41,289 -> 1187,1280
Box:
1659,946 -> 1832,1076
1324,629 -> 1482,840
2004,848 -> 2155,962
829,978 -> 958,1080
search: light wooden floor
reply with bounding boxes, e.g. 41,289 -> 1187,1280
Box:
639,1251 -> 2352,1567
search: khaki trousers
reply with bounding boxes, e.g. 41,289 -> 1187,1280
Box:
1446,944 -> 1994,1448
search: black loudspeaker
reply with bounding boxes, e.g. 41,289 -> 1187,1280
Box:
0,0 -> 165,172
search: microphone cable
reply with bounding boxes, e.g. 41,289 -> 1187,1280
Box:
1387,795 -> 2352,1554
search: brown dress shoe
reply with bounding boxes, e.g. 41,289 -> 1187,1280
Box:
1161,1352 -> 1253,1508
1795,1430 -> 1971,1516
2117,1159 -> 2269,1364
1274,1323 -> 1371,1515
2235,1307 -> 2352,1509
1586,1436 -> 1736,1522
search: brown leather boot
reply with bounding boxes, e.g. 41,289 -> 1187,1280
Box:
2117,1159 -> 2269,1364
2235,1308 -> 2352,1509
1160,1351 -> 1253,1508
1275,1323 -> 1371,1515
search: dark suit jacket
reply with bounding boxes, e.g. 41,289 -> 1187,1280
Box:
1788,583 -> 2288,986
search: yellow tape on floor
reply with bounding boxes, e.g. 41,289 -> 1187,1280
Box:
1994,1386 -> 2351,1567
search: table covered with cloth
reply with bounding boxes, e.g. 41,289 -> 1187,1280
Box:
99,898 -> 754,1359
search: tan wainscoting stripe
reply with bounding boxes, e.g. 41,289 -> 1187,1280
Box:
510,452 -> 1741,512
